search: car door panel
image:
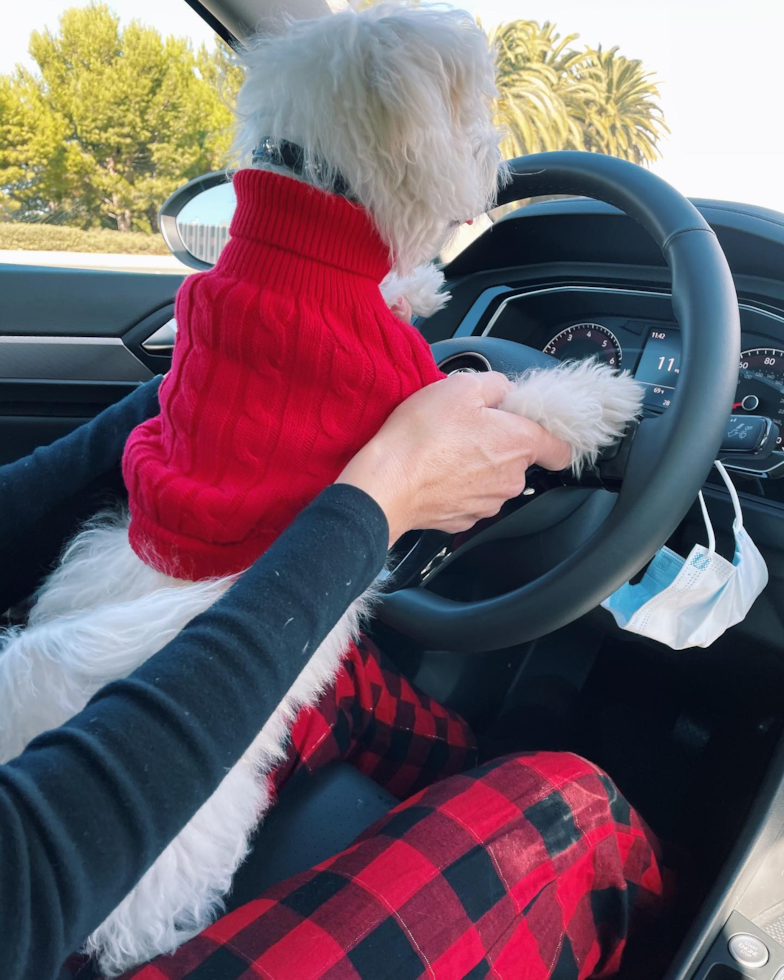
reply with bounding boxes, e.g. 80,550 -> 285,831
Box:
0,265 -> 179,464
0,265 -> 184,338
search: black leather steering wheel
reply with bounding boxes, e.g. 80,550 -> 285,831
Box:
377,151 -> 741,653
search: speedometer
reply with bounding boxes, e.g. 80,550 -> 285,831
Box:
543,323 -> 622,368
736,348 -> 784,446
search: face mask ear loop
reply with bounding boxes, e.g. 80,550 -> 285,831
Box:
698,490 -> 717,555
714,459 -> 744,531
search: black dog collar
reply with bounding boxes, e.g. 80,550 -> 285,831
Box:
252,138 -> 356,201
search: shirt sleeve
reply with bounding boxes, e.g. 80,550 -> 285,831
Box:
0,378 -> 163,550
0,482 -> 389,980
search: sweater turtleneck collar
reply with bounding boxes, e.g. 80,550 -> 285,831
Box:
219,169 -> 392,287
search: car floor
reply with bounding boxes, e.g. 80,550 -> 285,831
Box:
567,636 -> 781,867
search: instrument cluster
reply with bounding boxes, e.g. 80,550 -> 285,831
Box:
540,320 -> 784,443
469,284 -> 784,495
542,321 -> 681,410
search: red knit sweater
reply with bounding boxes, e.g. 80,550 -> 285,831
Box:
122,170 -> 444,580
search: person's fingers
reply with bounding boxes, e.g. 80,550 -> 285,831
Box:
487,406 -> 543,449
470,371 -> 514,408
477,498 -> 505,520
338,366 -> 567,542
437,516 -> 484,534
535,427 -> 572,472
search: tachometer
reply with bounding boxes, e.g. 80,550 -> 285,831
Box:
543,323 -> 622,368
736,348 -> 784,446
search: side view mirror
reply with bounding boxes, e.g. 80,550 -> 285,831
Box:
158,172 -> 237,270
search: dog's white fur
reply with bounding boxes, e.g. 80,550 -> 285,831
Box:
0,515 -> 377,973
0,4 -> 644,974
503,360 -> 645,477
379,262 -> 451,318
234,2 -> 507,274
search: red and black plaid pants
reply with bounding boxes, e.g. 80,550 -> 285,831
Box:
111,637 -> 668,980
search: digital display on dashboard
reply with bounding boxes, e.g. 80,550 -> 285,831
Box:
635,328 -> 681,408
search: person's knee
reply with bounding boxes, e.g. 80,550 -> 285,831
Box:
510,749 -> 602,785
474,750 -> 636,842
476,750 -> 606,799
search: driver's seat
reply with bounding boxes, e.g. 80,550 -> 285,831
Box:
225,763 -> 399,909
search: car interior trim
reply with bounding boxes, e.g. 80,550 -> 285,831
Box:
470,285 -> 784,339
182,0 -> 240,48
0,336 -> 154,384
141,319 -> 178,353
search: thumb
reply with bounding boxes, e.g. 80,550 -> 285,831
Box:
473,370 -> 514,409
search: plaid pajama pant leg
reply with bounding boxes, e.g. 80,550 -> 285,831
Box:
268,635 -> 479,800
119,749 -> 669,980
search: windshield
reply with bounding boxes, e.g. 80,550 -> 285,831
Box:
467,0 -> 784,214
1,0 -> 782,273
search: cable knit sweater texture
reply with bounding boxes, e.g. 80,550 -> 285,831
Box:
123,170 -> 444,580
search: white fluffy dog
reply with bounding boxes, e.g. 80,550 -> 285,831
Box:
0,4 -> 642,975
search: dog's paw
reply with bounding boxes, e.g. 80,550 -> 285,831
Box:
380,263 -> 451,319
501,358 -> 645,476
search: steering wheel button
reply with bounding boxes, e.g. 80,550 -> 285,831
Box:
727,933 -> 769,968
773,968 -> 784,980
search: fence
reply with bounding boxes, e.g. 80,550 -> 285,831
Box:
179,221 -> 231,265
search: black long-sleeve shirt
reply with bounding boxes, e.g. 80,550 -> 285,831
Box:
0,382 -> 389,980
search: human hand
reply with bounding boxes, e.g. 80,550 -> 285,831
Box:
336,372 -> 572,544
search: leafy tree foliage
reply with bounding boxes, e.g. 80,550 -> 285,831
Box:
490,20 -> 668,164
0,4 -> 243,232
578,46 -> 669,164
0,6 -> 668,233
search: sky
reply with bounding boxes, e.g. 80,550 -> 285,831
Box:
3,0 -> 784,214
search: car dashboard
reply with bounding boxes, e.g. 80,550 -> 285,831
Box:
422,195 -> 784,505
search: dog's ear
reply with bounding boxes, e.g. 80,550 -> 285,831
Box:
233,3 -> 503,273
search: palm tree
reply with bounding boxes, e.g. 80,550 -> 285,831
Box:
489,21 -> 587,159
579,47 -> 669,164
490,20 -> 668,165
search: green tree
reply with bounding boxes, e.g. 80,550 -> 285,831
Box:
579,47 -> 668,165
490,19 -> 668,164
490,21 -> 588,158
0,4 -> 244,232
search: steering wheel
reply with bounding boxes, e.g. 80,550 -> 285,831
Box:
377,151 -> 741,653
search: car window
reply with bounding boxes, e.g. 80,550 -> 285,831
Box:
3,0 -> 781,273
0,0 -> 243,274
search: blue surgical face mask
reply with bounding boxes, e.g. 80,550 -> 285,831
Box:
601,461 -> 768,650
